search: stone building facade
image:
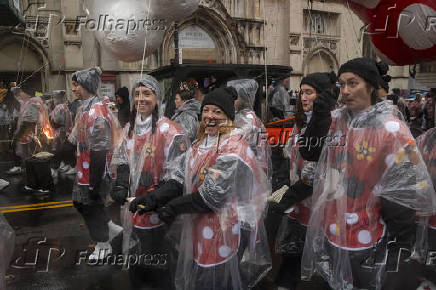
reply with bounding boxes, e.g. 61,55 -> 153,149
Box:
0,0 -> 433,101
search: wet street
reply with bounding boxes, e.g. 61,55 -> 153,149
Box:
0,153 -> 145,290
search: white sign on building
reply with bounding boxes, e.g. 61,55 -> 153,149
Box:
177,26 -> 216,49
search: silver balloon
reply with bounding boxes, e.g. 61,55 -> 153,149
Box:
84,0 -> 200,62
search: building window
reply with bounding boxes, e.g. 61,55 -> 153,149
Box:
304,10 -> 339,36
312,14 -> 326,34
420,63 -> 436,73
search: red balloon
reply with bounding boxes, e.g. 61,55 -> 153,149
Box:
343,0 -> 436,65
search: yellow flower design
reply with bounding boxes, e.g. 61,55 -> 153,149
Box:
354,140 -> 376,162
418,181 -> 428,190
200,167 -> 208,181
395,149 -> 405,163
144,143 -> 156,158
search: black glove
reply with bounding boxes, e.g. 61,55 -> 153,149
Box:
129,179 -> 183,214
111,185 -> 128,204
313,91 -> 336,114
111,164 -> 130,204
129,194 -> 154,215
156,193 -> 211,224
299,92 -> 333,161
278,180 -> 313,211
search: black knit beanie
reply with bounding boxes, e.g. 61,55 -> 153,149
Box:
300,72 -> 336,94
201,87 -> 238,120
338,57 -> 382,89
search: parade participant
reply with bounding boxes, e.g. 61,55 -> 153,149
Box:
0,89 -> 15,153
132,87 -> 271,290
265,72 -> 336,289
422,88 -> 435,131
66,67 -> 122,261
7,84 -> 52,176
171,89 -> 200,143
110,75 -> 189,289
409,92 -> 424,128
299,57 -> 436,290
269,73 -> 293,120
194,87 -> 207,102
115,86 -> 130,128
49,90 -> 72,152
417,127 -> 436,285
227,79 -> 269,164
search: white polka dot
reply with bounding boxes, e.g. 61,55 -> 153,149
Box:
232,224 -> 240,235
77,171 -> 83,179
385,154 -> 395,166
202,226 -> 213,239
190,158 -> 195,169
198,243 -> 202,255
150,214 -> 160,224
164,147 -> 169,157
218,245 -> 232,258
357,230 -> 372,244
384,121 -> 400,133
246,148 -> 254,159
329,224 -> 337,236
246,114 -> 254,119
345,213 -> 359,225
89,109 -> 95,115
127,140 -> 134,151
83,161 -> 89,169
159,123 -> 169,133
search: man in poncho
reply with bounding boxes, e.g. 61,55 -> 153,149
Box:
299,57 -> 436,290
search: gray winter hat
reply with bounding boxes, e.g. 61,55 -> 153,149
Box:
72,67 -> 102,95
53,90 -> 66,101
134,75 -> 161,100
227,79 -> 259,109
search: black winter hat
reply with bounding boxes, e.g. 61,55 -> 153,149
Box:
201,87 -> 238,120
116,87 -> 129,98
338,57 -> 382,89
375,61 -> 391,92
300,72 -> 336,94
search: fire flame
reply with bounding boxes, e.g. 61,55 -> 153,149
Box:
43,126 -> 54,139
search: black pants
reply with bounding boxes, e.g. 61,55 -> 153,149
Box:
74,201 -> 109,242
128,226 -> 175,290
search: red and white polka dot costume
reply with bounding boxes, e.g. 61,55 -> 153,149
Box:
417,128 -> 436,230
175,131 -> 271,289
117,115 -> 187,230
302,101 -> 436,289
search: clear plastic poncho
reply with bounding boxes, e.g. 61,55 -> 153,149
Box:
166,129 -> 271,289
68,89 -> 121,205
50,91 -> 72,142
111,75 -> 189,256
229,79 -> 272,180
227,79 -> 258,110
301,101 -> 436,290
275,124 -> 317,255
171,98 -> 201,143
0,214 -> 15,290
417,128 -> 436,230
